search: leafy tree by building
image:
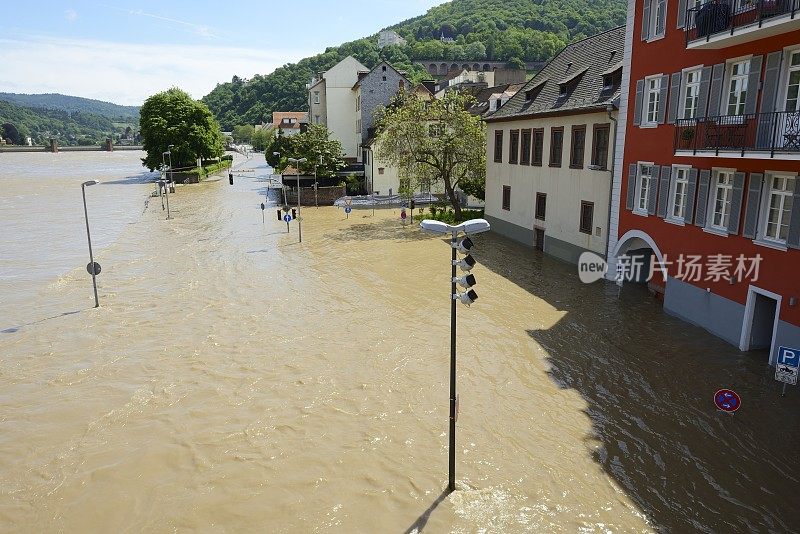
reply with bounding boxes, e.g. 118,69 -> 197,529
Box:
232,124 -> 254,144
375,90 -> 485,217
139,88 -> 224,171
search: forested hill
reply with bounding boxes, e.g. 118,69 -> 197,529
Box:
202,0 -> 625,131
0,99 -> 138,147
0,93 -> 139,120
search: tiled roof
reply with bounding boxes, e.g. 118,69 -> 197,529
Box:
352,62 -> 410,89
487,26 -> 625,122
271,111 -> 307,130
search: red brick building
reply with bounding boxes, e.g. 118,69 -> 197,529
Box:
609,0 -> 800,364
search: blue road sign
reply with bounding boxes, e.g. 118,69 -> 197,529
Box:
777,346 -> 800,368
283,214 -> 292,223
345,207 -> 352,214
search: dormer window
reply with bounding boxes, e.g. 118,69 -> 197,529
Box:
559,84 -> 569,97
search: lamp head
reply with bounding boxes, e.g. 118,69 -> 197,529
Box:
457,289 -> 478,306
420,219 -> 452,235
82,180 -> 99,187
453,218 -> 491,235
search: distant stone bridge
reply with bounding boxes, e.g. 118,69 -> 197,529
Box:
415,60 -> 545,77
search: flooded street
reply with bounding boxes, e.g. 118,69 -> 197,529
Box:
0,151 -> 798,532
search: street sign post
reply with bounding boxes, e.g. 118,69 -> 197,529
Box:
283,213 -> 292,233
86,262 -> 101,276
775,346 -> 800,395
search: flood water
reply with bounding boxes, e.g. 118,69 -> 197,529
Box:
0,151 -> 798,532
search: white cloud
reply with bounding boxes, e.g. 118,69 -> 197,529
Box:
0,36 -> 314,105
65,9 -> 78,22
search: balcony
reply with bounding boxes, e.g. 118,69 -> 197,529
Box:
674,111 -> 800,157
685,0 -> 800,49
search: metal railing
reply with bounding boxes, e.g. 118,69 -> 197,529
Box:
675,111 -> 800,156
685,0 -> 799,46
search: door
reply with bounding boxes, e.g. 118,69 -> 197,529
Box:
750,293 -> 778,351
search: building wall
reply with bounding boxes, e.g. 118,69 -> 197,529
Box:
309,82 -> 327,126
359,65 -> 411,147
618,0 -> 800,360
486,111 -> 616,263
316,57 -> 366,161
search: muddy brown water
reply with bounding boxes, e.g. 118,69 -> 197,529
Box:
0,151 -> 798,532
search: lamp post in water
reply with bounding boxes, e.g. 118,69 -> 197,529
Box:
419,217 -> 491,493
161,151 -> 171,220
287,157 -> 307,243
81,180 -> 101,308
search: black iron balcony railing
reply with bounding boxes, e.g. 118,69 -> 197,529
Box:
685,0 -> 799,46
675,111 -> 800,156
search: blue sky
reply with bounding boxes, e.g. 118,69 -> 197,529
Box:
0,0 -> 447,105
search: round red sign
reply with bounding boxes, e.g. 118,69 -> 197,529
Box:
714,389 -> 741,413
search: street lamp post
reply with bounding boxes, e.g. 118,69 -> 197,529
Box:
314,154 -> 322,209
273,151 -> 287,205
81,180 -> 101,308
287,157 -> 307,242
161,151 -> 171,220
420,217 -> 491,493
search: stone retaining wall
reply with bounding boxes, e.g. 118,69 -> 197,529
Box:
285,186 -> 346,206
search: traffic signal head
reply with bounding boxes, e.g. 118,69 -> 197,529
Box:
457,289 -> 478,306
454,274 -> 476,289
455,254 -> 476,272
455,236 -> 474,254
291,208 -> 297,219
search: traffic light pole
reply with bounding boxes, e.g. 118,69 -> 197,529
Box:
449,234 -> 457,493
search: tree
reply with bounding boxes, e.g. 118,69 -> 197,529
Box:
264,130 -> 293,169
375,90 -> 486,217
288,124 -> 346,177
139,88 -> 224,170
251,127 -> 272,151
233,124 -> 254,143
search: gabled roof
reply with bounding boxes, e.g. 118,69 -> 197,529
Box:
352,61 -> 410,90
487,26 -> 625,122
271,112 -> 308,130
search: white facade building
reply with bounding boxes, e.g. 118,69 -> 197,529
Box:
378,30 -> 407,48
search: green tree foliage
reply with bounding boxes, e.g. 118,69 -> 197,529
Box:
251,127 -> 272,151
0,99 -> 133,146
375,91 -> 485,217
266,125 -> 345,177
288,124 -> 346,177
0,92 -> 139,120
202,0 -> 624,130
139,88 -> 224,170
232,124 -> 254,143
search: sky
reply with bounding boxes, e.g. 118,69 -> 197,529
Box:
0,0 -> 447,106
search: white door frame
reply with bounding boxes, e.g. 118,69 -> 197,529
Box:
739,284 -> 782,364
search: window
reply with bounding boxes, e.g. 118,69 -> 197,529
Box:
378,167 -> 385,175
509,129 -> 520,164
763,175 -> 795,243
357,118 -> 361,133
591,124 -> 610,169
494,131 -> 504,163
709,170 -> 734,230
785,50 -> 800,112
559,84 -> 568,97
726,60 -> 750,116
314,115 -> 320,124
382,76 -> 387,81
356,95 -> 361,111
644,0 -> 667,39
645,76 -> 662,125
636,163 -> 655,213
681,68 -> 702,119
382,66 -> 387,72
549,127 -> 564,167
502,185 -> 511,211
570,125 -> 586,168
669,166 -> 690,221
579,201 -> 594,234
532,129 -> 544,166
521,129 -> 532,165
535,192 -> 547,221
314,91 -> 320,104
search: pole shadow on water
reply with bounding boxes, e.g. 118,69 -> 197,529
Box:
404,489 -> 451,534
1,309 -> 83,334
475,232 -> 800,532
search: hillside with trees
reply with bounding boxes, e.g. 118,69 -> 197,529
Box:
0,99 -> 137,146
0,93 -> 139,120
202,0 -> 625,131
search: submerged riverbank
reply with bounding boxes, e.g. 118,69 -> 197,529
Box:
0,152 -> 798,531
